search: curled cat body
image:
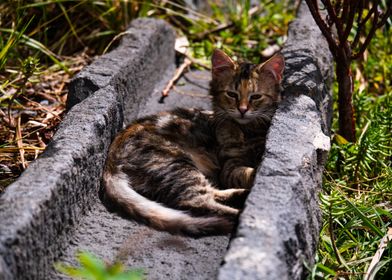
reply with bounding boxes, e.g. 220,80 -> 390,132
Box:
103,49 -> 285,236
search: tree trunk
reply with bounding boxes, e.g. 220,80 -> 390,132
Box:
336,60 -> 356,142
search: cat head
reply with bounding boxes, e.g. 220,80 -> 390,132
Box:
210,49 -> 284,124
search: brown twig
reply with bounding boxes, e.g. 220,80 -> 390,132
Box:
2,126 -> 46,148
342,1 -> 359,43
360,2 -> 378,27
16,116 -> 27,169
36,92 -> 58,103
36,132 -> 46,149
0,147 -> 45,152
352,0 -> 365,48
160,57 -> 192,103
305,0 -> 338,56
341,0 -> 349,20
376,0 -> 392,28
183,52 -> 210,70
21,96 -> 62,121
352,1 -> 380,59
322,0 -> 344,41
352,0 -> 380,51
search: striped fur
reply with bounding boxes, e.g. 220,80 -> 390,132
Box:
103,50 -> 284,236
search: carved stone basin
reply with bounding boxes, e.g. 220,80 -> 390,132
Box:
0,3 -> 332,280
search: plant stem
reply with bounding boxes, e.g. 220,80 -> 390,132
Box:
336,58 -> 356,142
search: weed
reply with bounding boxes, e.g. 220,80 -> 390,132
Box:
311,27 -> 392,279
55,251 -> 143,280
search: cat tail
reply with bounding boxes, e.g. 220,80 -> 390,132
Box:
103,171 -> 233,236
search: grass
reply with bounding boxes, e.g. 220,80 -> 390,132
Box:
55,251 -> 144,280
310,27 -> 392,279
1,1 -> 390,279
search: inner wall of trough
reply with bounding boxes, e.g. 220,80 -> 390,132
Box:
0,2 -> 333,279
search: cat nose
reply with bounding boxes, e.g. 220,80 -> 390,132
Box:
238,106 -> 248,115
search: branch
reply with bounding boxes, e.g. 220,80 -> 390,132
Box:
341,0 -> 349,21
183,52 -> 210,70
342,1 -> 359,42
352,2 -> 380,59
16,116 -> 27,169
352,1 -> 379,50
160,57 -> 192,102
321,0 -> 345,41
352,0 -> 391,59
361,2 -> 378,25
377,0 -> 392,28
352,0 -> 365,48
305,0 -> 338,56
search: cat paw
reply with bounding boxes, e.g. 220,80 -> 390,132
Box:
214,188 -> 249,208
243,167 -> 256,188
220,166 -> 256,189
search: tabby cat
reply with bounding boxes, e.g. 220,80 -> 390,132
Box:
103,49 -> 285,236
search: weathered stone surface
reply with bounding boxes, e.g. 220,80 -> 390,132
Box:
67,18 -> 176,124
51,196 -> 229,280
0,3 -> 334,279
218,2 -> 333,280
0,19 -> 175,280
281,2 -> 333,133
50,71 -> 228,280
0,254 -> 11,280
0,86 -> 122,280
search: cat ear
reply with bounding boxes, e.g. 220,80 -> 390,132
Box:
211,49 -> 236,78
258,53 -> 285,83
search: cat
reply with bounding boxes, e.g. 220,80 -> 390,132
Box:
102,49 -> 285,236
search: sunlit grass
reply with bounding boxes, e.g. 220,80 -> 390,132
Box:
311,28 -> 392,279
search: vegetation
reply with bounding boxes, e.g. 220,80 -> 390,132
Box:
55,251 -> 143,280
310,24 -> 392,279
0,1 -> 390,279
1,1 -> 295,278
305,0 -> 391,142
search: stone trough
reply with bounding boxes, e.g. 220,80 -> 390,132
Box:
0,3 -> 333,280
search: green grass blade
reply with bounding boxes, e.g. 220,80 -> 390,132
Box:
58,2 -> 84,46
316,263 -> 337,276
0,28 -> 68,73
341,194 -> 384,238
0,17 -> 34,70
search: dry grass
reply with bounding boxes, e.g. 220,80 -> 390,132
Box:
0,52 -> 91,189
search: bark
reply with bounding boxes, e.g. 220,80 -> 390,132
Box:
336,59 -> 356,142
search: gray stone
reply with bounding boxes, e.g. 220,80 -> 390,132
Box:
50,199 -> 229,280
50,70 -> 227,280
67,17 -> 176,124
0,254 -> 11,280
218,2 -> 333,280
0,2 -> 334,279
0,19 -> 175,280
0,85 -> 123,279
281,2 -> 333,133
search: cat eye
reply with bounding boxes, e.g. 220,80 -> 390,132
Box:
250,94 -> 262,100
226,91 -> 239,99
